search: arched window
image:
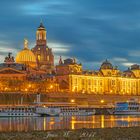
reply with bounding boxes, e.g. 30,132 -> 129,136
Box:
38,55 -> 41,61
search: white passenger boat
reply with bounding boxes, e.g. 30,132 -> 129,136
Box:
36,106 -> 61,116
0,105 -> 61,117
0,94 -> 95,117
0,104 -> 95,117
35,93 -> 96,116
108,99 -> 140,115
0,105 -> 39,117
40,103 -> 96,116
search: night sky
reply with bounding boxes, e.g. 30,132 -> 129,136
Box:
0,0 -> 140,70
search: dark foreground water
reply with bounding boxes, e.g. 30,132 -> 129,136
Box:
0,115 -> 140,132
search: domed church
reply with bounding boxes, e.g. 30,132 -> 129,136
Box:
31,22 -> 54,73
16,39 -> 37,68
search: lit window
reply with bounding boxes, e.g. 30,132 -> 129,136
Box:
47,56 -> 49,61
38,55 -> 41,61
38,48 -> 40,51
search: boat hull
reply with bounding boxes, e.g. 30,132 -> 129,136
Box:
0,112 -> 40,117
113,111 -> 140,115
60,111 -> 95,116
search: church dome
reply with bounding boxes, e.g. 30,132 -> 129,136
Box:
64,58 -> 75,65
16,39 -> 37,68
100,59 -> 113,69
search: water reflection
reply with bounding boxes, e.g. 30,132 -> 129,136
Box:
0,115 -> 140,132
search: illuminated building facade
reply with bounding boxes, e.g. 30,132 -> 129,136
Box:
32,22 -> 54,73
0,53 -> 58,93
56,59 -> 140,95
0,22 -> 140,97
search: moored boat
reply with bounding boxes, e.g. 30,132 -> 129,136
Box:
0,105 -> 39,117
0,93 -> 95,117
39,103 -> 96,116
108,99 -> 140,115
0,105 -> 61,117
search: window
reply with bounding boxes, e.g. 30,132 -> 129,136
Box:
82,79 -> 84,85
47,56 -> 49,61
75,78 -> 78,85
38,48 -> 40,51
38,55 -> 41,61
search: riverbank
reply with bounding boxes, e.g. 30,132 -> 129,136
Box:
0,127 -> 139,140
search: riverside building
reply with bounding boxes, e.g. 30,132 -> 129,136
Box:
56,58 -> 140,95
0,22 -> 140,96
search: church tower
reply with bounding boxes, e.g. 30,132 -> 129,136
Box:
32,22 -> 54,73
36,22 -> 47,46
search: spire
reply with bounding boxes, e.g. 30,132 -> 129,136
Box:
4,53 -> 15,64
59,56 -> 63,65
40,18 -> 43,23
105,59 -> 108,62
39,20 -> 45,29
24,39 -> 28,49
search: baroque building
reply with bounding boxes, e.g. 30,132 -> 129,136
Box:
56,57 -> 82,75
56,57 -> 82,90
0,52 -> 58,93
1,21 -> 140,97
56,59 -> 140,95
31,22 -> 54,73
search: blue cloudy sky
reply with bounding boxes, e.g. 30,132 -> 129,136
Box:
0,0 -> 140,70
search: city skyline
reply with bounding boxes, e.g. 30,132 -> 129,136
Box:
0,0 -> 140,70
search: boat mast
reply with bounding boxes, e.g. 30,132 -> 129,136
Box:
36,93 -> 41,104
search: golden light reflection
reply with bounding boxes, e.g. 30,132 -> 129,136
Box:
101,115 -> 104,128
43,117 -> 46,130
49,118 -> 55,130
92,116 -> 95,128
127,116 -> 130,123
71,116 -> 76,130
110,115 -> 114,121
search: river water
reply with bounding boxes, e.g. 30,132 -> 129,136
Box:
0,115 -> 140,132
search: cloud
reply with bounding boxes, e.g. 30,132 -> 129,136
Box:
121,62 -> 135,67
48,41 -> 71,65
112,57 -> 128,62
0,40 -> 19,62
48,42 -> 70,54
21,1 -> 72,16
0,0 -> 140,71
129,50 -> 140,57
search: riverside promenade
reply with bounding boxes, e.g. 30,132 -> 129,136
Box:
0,92 -> 139,106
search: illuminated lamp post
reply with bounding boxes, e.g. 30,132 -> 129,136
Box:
70,99 -> 75,103
100,100 -> 104,104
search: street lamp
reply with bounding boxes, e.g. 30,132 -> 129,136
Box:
100,100 -> 104,103
70,99 -> 75,103
28,84 -> 31,88
50,85 -> 53,89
